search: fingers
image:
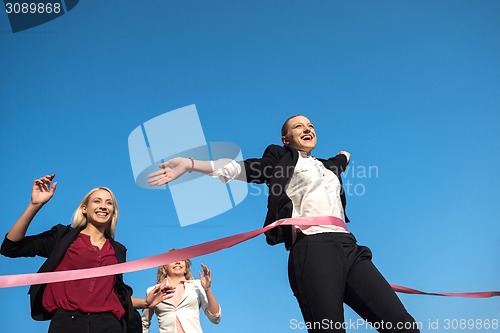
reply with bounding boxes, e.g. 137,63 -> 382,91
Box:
146,171 -> 166,186
147,174 -> 164,186
159,284 -> 174,292
160,285 -> 175,300
147,168 -> 179,186
146,158 -> 189,186
34,174 -> 54,183
147,176 -> 169,187
34,174 -> 56,192
199,263 -> 211,279
146,286 -> 160,304
199,263 -> 212,290
34,174 -> 54,184
147,160 -> 173,178
147,163 -> 173,186
200,263 -> 210,273
147,168 -> 166,178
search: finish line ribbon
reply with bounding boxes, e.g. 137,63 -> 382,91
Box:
0,216 -> 498,298
390,284 -> 500,298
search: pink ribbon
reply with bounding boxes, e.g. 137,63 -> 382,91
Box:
390,284 -> 500,298
0,216 -> 498,298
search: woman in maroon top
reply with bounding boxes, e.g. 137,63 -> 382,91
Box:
1,174 -> 173,333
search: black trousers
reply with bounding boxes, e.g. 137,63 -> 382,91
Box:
48,309 -> 122,333
288,232 -> 420,333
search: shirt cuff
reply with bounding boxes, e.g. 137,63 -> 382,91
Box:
208,160 -> 241,183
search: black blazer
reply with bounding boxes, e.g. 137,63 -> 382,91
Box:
0,224 -> 142,333
238,144 -> 350,250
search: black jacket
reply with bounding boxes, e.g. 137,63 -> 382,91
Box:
238,144 -> 349,250
0,224 -> 142,333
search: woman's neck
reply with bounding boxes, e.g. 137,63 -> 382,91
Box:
167,275 -> 185,286
80,223 -> 107,247
298,150 -> 311,157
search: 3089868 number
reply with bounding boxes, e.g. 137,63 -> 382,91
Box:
443,319 -> 499,330
5,2 -> 61,14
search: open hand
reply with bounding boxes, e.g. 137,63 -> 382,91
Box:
145,284 -> 175,308
199,263 -> 212,291
147,157 -> 191,186
31,174 -> 57,206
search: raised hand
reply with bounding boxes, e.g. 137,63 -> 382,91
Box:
5,174 -> 58,242
32,174 -> 57,206
198,263 -> 220,315
147,157 -> 191,186
199,263 -> 212,291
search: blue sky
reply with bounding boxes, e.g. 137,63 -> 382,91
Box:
0,1 -> 499,332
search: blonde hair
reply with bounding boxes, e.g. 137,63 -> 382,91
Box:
72,187 -> 119,239
157,249 -> 194,283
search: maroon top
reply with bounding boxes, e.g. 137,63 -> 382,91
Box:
42,233 -> 125,319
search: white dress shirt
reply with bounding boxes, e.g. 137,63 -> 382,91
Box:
285,151 -> 348,234
210,151 -> 348,234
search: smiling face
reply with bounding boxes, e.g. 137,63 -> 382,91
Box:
82,189 -> 115,227
165,260 -> 187,277
157,252 -> 194,282
282,115 -> 317,154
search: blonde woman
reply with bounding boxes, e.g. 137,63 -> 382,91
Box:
142,255 -> 221,333
0,174 -> 172,333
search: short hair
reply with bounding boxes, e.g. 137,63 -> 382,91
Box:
72,187 -> 118,239
281,114 -> 305,137
156,249 -> 194,283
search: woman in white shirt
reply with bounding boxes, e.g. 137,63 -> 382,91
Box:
146,115 -> 418,333
141,254 -> 221,333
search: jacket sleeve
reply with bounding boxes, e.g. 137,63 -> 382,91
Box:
196,280 -> 221,324
328,153 -> 349,173
141,307 -> 153,333
0,224 -> 68,259
239,144 -> 283,184
141,286 -> 157,333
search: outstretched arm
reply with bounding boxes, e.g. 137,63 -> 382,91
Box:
147,145 -> 284,186
6,174 -> 57,242
147,157 -> 237,186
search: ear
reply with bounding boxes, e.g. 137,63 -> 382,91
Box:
82,205 -> 87,214
282,135 -> 289,145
